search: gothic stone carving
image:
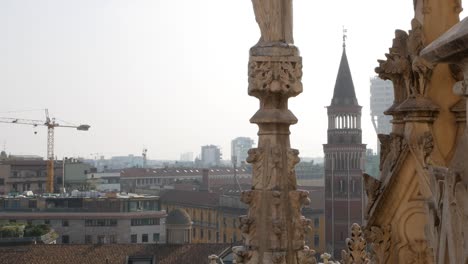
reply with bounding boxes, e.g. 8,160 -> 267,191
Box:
408,19 -> 434,98
232,246 -> 253,264
401,240 -> 433,264
341,223 -> 370,264
379,133 -> 408,183
248,59 -> 303,99
246,148 -> 265,189
363,173 -> 382,218
320,253 -> 340,264
287,148 -> 300,189
375,30 -> 410,107
297,246 -> 317,264
251,0 -> 293,45
208,255 -> 219,264
364,225 -> 392,264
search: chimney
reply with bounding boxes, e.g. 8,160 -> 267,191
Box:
200,168 -> 210,192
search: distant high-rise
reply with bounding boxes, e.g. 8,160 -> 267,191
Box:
370,77 -> 394,154
180,152 -> 194,162
323,40 -> 366,257
200,145 -> 222,168
231,137 -> 254,166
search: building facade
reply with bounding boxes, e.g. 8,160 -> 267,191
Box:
230,137 -> 254,166
0,159 -> 64,195
370,77 -> 394,154
0,196 -> 166,244
120,167 -> 252,193
323,42 -> 366,257
200,145 -> 222,168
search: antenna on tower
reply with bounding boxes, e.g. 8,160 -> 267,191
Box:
142,148 -> 148,168
342,26 -> 348,48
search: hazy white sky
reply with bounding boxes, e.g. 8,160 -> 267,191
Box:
0,1 -> 464,160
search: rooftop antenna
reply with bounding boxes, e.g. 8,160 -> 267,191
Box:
142,148 -> 148,168
342,26 -> 348,48
232,156 -> 243,193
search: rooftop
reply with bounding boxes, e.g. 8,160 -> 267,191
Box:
0,244 -> 230,264
160,190 -> 220,208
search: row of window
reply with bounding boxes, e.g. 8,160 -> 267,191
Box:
136,178 -> 171,186
85,219 -> 118,227
131,218 -> 160,226
130,233 -> 160,243
192,228 -> 239,243
62,234 -> 116,244
62,233 -> 161,244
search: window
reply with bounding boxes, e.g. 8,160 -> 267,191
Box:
131,218 -> 160,226
208,230 -> 211,241
62,235 -> 69,244
153,233 -> 160,243
200,229 -> 204,239
192,228 -> 196,238
62,220 -> 69,227
223,234 -> 227,243
131,234 -> 137,243
85,235 -> 92,244
314,218 -> 319,228
85,219 -> 117,227
232,219 -> 236,228
0,179 -> 4,185
97,235 -> 105,244
142,234 -> 148,243
314,235 -> 320,246
28,200 -> 37,209
223,217 -> 226,227
110,235 -> 116,244
44,220 -> 50,225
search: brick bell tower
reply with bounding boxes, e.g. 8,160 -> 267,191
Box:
323,33 -> 366,258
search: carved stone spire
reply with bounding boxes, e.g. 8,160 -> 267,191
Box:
230,1 -> 315,263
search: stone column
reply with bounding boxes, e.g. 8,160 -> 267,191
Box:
232,1 -> 316,263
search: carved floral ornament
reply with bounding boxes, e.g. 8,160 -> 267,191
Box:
341,223 -> 370,264
375,19 -> 435,109
248,59 -> 303,99
364,225 -> 392,264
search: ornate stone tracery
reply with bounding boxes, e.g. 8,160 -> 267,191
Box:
362,1 -> 464,264
341,223 -> 370,264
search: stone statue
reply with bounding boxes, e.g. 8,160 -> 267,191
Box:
251,0 -> 294,45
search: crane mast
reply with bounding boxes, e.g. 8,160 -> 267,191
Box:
0,109 -> 89,193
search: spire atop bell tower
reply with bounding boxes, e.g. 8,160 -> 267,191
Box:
330,29 -> 359,107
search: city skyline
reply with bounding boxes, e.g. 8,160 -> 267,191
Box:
0,0 -> 458,160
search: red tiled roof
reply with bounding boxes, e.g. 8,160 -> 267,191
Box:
160,190 -> 219,207
0,244 -> 230,264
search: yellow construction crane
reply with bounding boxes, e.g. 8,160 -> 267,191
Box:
0,109 -> 90,193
